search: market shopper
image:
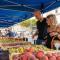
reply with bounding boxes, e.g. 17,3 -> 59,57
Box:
6,28 -> 13,37
45,26 -> 56,48
32,10 -> 47,45
46,14 -> 57,27
51,25 -> 60,49
45,14 -> 57,49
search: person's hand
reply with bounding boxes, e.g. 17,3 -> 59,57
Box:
50,32 -> 57,37
42,42 -> 46,45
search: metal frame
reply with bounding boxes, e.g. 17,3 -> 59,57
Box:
0,0 -> 59,12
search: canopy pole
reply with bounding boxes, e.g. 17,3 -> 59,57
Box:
43,1 -> 57,11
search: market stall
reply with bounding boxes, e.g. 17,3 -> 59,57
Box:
0,0 -> 60,60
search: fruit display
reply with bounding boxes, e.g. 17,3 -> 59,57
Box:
8,45 -> 52,54
0,37 -> 23,43
0,37 -> 59,60
11,50 -> 60,60
8,45 -> 53,60
0,44 -> 60,60
1,42 -> 31,48
0,38 -> 31,48
9,47 -> 25,54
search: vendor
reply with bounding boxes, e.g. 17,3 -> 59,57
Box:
32,10 -> 47,45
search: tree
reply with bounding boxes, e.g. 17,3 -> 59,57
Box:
20,19 -> 36,27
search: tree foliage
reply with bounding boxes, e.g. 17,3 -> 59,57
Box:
20,19 -> 36,27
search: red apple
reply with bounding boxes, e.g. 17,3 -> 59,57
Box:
20,54 -> 28,60
36,51 -> 44,59
28,53 -> 37,60
52,53 -> 57,57
19,52 -> 36,60
46,53 -> 52,58
56,56 -> 60,60
49,56 -> 56,60
40,56 -> 49,60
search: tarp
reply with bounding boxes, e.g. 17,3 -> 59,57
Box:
0,0 -> 60,27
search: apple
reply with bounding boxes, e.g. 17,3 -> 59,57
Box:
40,56 -> 49,60
49,56 -> 56,60
19,52 -> 36,60
46,53 -> 52,58
52,53 -> 57,57
36,50 -> 44,59
56,56 -> 60,60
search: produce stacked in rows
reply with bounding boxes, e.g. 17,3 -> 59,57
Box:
11,49 -> 60,60
8,45 -> 53,60
1,45 -> 59,60
0,37 -> 23,43
9,45 -> 52,54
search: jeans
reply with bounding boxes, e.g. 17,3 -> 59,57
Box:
36,38 -> 45,45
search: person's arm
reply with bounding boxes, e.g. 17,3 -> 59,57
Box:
51,39 -> 54,49
32,29 -> 38,39
51,36 -> 55,49
44,36 -> 48,44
